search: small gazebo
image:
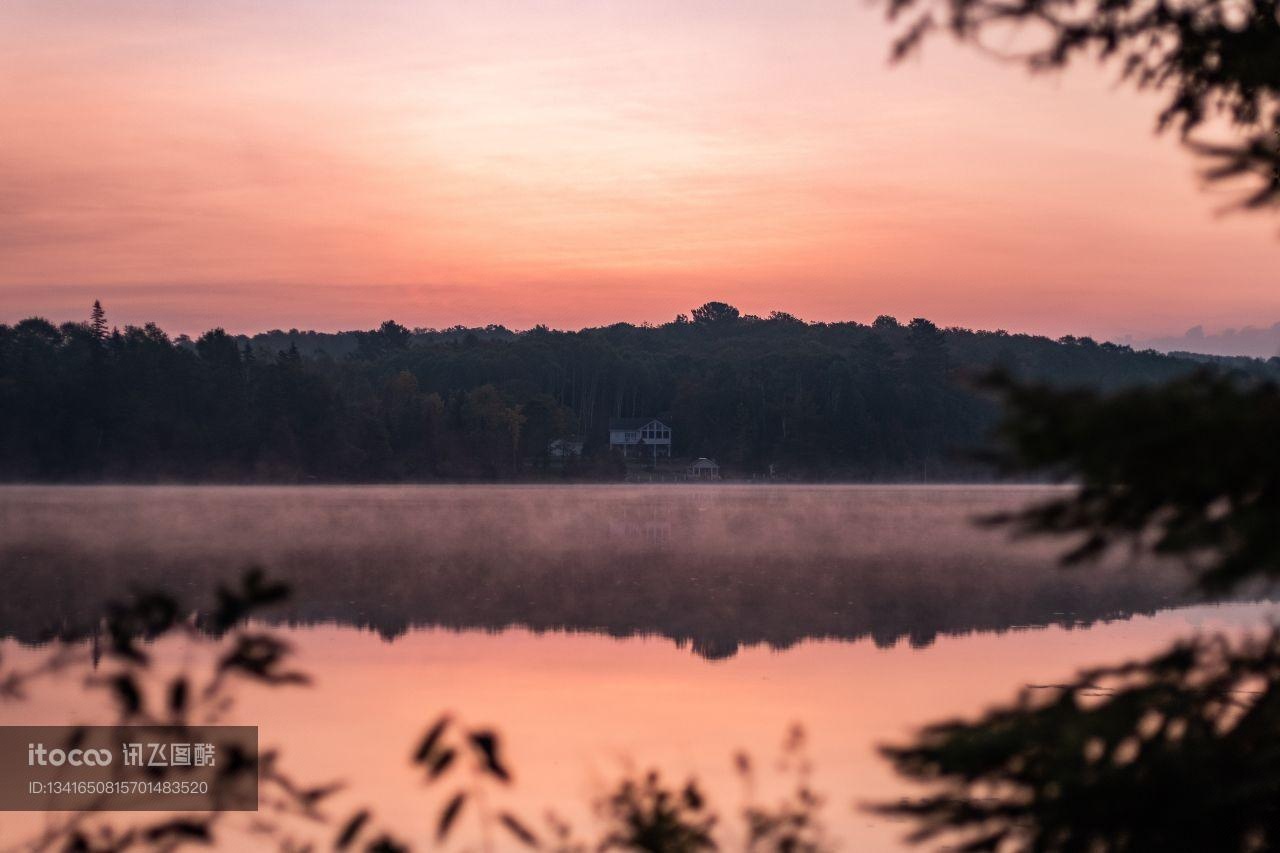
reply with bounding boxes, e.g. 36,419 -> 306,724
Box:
687,458 -> 720,480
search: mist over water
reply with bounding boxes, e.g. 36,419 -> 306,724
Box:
0,484 -> 1210,654
2,484 -> 1274,850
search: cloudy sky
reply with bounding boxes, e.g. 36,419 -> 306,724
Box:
2,0 -> 1276,337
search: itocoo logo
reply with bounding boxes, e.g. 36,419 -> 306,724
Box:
27,743 -> 113,767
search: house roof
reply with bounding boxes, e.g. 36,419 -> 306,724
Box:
690,457 -> 719,468
608,417 -> 668,430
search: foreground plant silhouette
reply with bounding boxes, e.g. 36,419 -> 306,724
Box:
2,569 -> 831,853
885,0 -> 1280,214
330,718 -> 833,852
1,569 -> 323,852
879,631 -> 1280,850
871,0 -> 1280,834
876,373 -> 1280,851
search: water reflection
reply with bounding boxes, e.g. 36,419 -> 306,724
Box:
1,485 -> 1274,851
0,485 -> 1216,657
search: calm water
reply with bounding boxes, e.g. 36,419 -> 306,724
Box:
0,485 -> 1269,850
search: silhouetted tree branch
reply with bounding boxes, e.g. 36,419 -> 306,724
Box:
886,0 -> 1280,212
980,369 -> 1280,592
878,631 -> 1280,851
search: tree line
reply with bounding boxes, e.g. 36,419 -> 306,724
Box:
2,301 -> 1274,482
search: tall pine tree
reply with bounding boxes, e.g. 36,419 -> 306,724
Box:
89,300 -> 108,343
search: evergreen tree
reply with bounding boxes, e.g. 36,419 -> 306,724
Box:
89,301 -> 108,344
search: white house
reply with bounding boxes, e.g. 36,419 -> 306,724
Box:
608,418 -> 672,458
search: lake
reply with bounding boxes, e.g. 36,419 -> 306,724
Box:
0,485 -> 1267,850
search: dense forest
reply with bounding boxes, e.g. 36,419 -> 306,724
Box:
2,301 -> 1275,482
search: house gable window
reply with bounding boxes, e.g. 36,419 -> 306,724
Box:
640,422 -> 670,441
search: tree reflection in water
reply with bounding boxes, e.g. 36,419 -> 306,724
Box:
0,486 -> 1218,657
2,569 -> 832,852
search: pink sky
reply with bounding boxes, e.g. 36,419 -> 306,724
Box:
1,0 -> 1276,338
